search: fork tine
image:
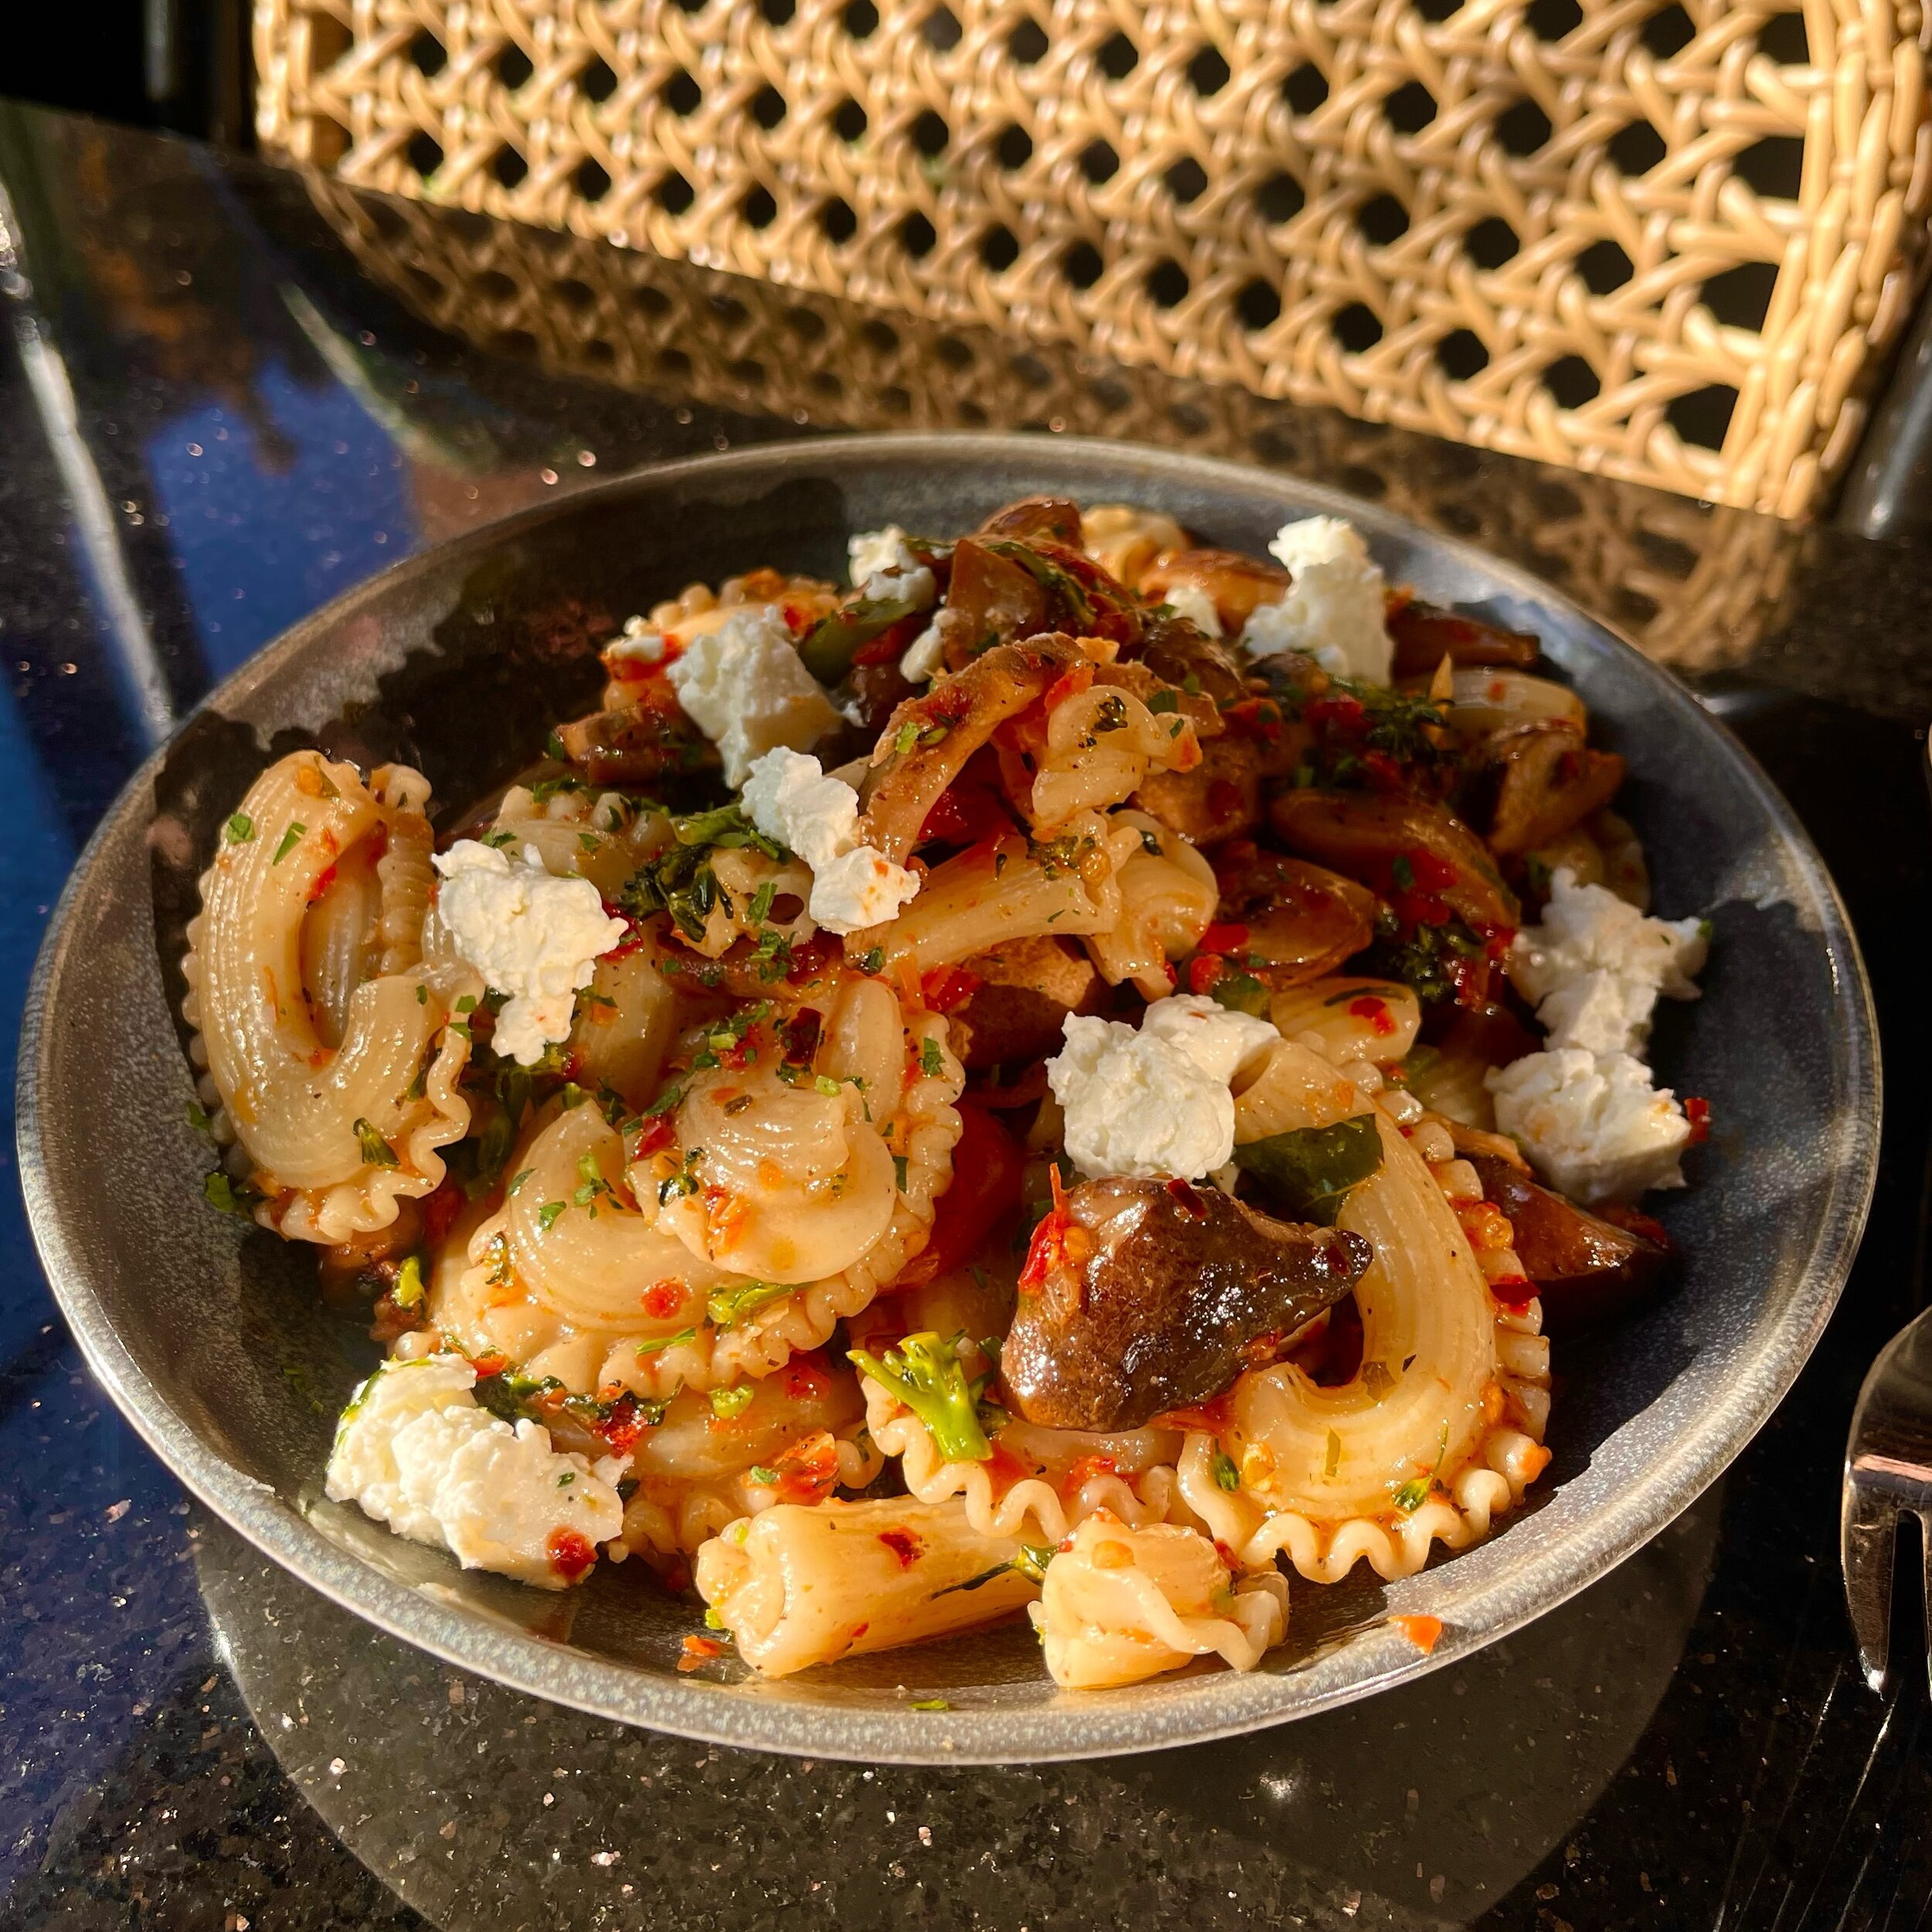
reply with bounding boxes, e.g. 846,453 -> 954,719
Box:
1842,1479 -> 1898,1692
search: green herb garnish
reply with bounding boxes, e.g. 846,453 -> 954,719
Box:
1231,1114 -> 1383,1225
353,1117 -> 400,1168
224,811 -> 253,844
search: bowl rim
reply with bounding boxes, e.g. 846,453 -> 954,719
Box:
15,430 -> 1882,1763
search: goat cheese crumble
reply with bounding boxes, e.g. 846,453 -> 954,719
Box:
1049,1009 -> 1257,1181
324,1356 -> 627,1589
1242,515 -> 1393,685
1138,993 -> 1278,1087
849,525 -> 919,585
666,604 -> 843,787
434,841 -> 627,1065
1488,869 -> 1709,1201
1488,1048 -> 1692,1203
900,606 -> 964,683
1159,582 -> 1224,639
1509,869 -> 1706,1054
605,614 -> 668,665
739,747 -> 921,934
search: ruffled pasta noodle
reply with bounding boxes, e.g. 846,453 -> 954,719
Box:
860,1370 -> 1178,1544
1174,1039 -> 1551,1584
1028,684 -> 1199,827
1082,809 -> 1217,998
433,981 -> 964,1396
182,752 -> 477,1243
694,1495 -> 1039,1676
872,811 -> 1126,973
1029,1513 -> 1290,1689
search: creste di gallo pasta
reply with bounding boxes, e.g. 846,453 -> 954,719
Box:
185,495 -> 1710,1687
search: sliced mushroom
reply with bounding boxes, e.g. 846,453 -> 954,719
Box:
1270,788 -> 1521,928
1002,1176 -> 1372,1430
1139,547 -> 1292,632
1127,607 -> 1252,709
1132,736 -> 1272,846
1387,597 -> 1540,680
1479,721 -> 1626,858
1467,1152 -> 1671,1332
854,634 -> 1087,863
943,537 -> 1051,659
978,495 -> 1087,547
946,935 -> 1107,1070
1212,845 -> 1379,985
555,687 -> 719,786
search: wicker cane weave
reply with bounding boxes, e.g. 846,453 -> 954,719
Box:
257,0 -> 1931,518
300,167 -> 1797,666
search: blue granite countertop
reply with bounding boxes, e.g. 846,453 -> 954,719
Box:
5,97 -> 1932,1931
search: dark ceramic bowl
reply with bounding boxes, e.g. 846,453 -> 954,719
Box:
17,435 -> 1879,1763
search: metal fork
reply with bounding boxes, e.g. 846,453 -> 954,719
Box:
1843,1309 -> 1932,1691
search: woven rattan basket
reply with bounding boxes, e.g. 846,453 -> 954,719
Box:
257,0 -> 1932,519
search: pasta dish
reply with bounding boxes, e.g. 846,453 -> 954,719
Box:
181,494 -> 1709,1691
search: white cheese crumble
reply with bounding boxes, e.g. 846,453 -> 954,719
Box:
433,840 -> 626,1065
1159,582 -> 1224,639
605,615 -> 668,665
1048,1012 -> 1246,1181
862,563 -> 936,609
849,525 -> 919,585
1138,993 -> 1278,1087
1488,869 -> 1709,1202
665,605 -> 842,787
1509,868 -> 1706,1053
900,606 -> 964,683
1487,1048 -> 1691,1204
1241,515 -> 1393,685
326,1357 -> 625,1590
738,747 -> 920,934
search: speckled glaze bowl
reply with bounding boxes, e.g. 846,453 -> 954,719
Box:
17,435 -> 1879,1764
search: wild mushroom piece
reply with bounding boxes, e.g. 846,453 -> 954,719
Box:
1001,1176 -> 1372,1432
1270,788 -> 1522,930
1386,596 -> 1541,680
978,495 -> 1087,546
1140,547 -> 1293,633
1466,1152 -> 1672,1332
1478,722 -> 1627,858
554,687 -> 719,786
945,935 -> 1107,1070
852,634 -> 1088,866
1211,846 -> 1379,986
1127,608 -> 1252,709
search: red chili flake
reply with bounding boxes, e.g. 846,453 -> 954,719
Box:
984,1443 -> 1029,1492
1198,921 -> 1250,955
1165,1176 -> 1207,1216
1019,1167 -> 1085,1295
1348,995 -> 1397,1036
878,1529 -> 923,1569
1492,1285 -> 1536,1317
1361,750 -> 1405,791
306,862 -> 338,905
1406,849 -> 1459,890
781,1350 -> 831,1401
1393,890 -> 1451,928
1685,1097 -> 1712,1145
470,1352 -> 509,1379
594,1391 -> 651,1454
920,965 -> 981,1014
634,1116 -> 676,1162
1066,1454 -> 1121,1488
1186,953 -> 1226,995
1478,923 -> 1517,962
772,1429 -> 840,1504
1042,662 -> 1096,713
1213,1539 -> 1241,1571
1597,1201 -> 1675,1250
1390,1614 -> 1443,1654
1306,694 -> 1368,736
641,1278 -> 685,1319
678,1634 -> 724,1671
781,1009 -> 823,1064
546,1528 -> 597,1580
1449,956 -> 1491,1009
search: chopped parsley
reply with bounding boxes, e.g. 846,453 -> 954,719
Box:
1211,1447 -> 1241,1492
705,1279 -> 790,1328
202,1170 -> 258,1219
709,1384 -> 755,1420
393,1255 -> 426,1308
538,1200 -> 567,1233
1393,1420 -> 1451,1514
353,1117 -> 400,1168
272,821 -> 306,865
224,811 -> 254,844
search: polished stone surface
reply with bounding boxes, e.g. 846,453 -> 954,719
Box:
4,98 -> 1932,1928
